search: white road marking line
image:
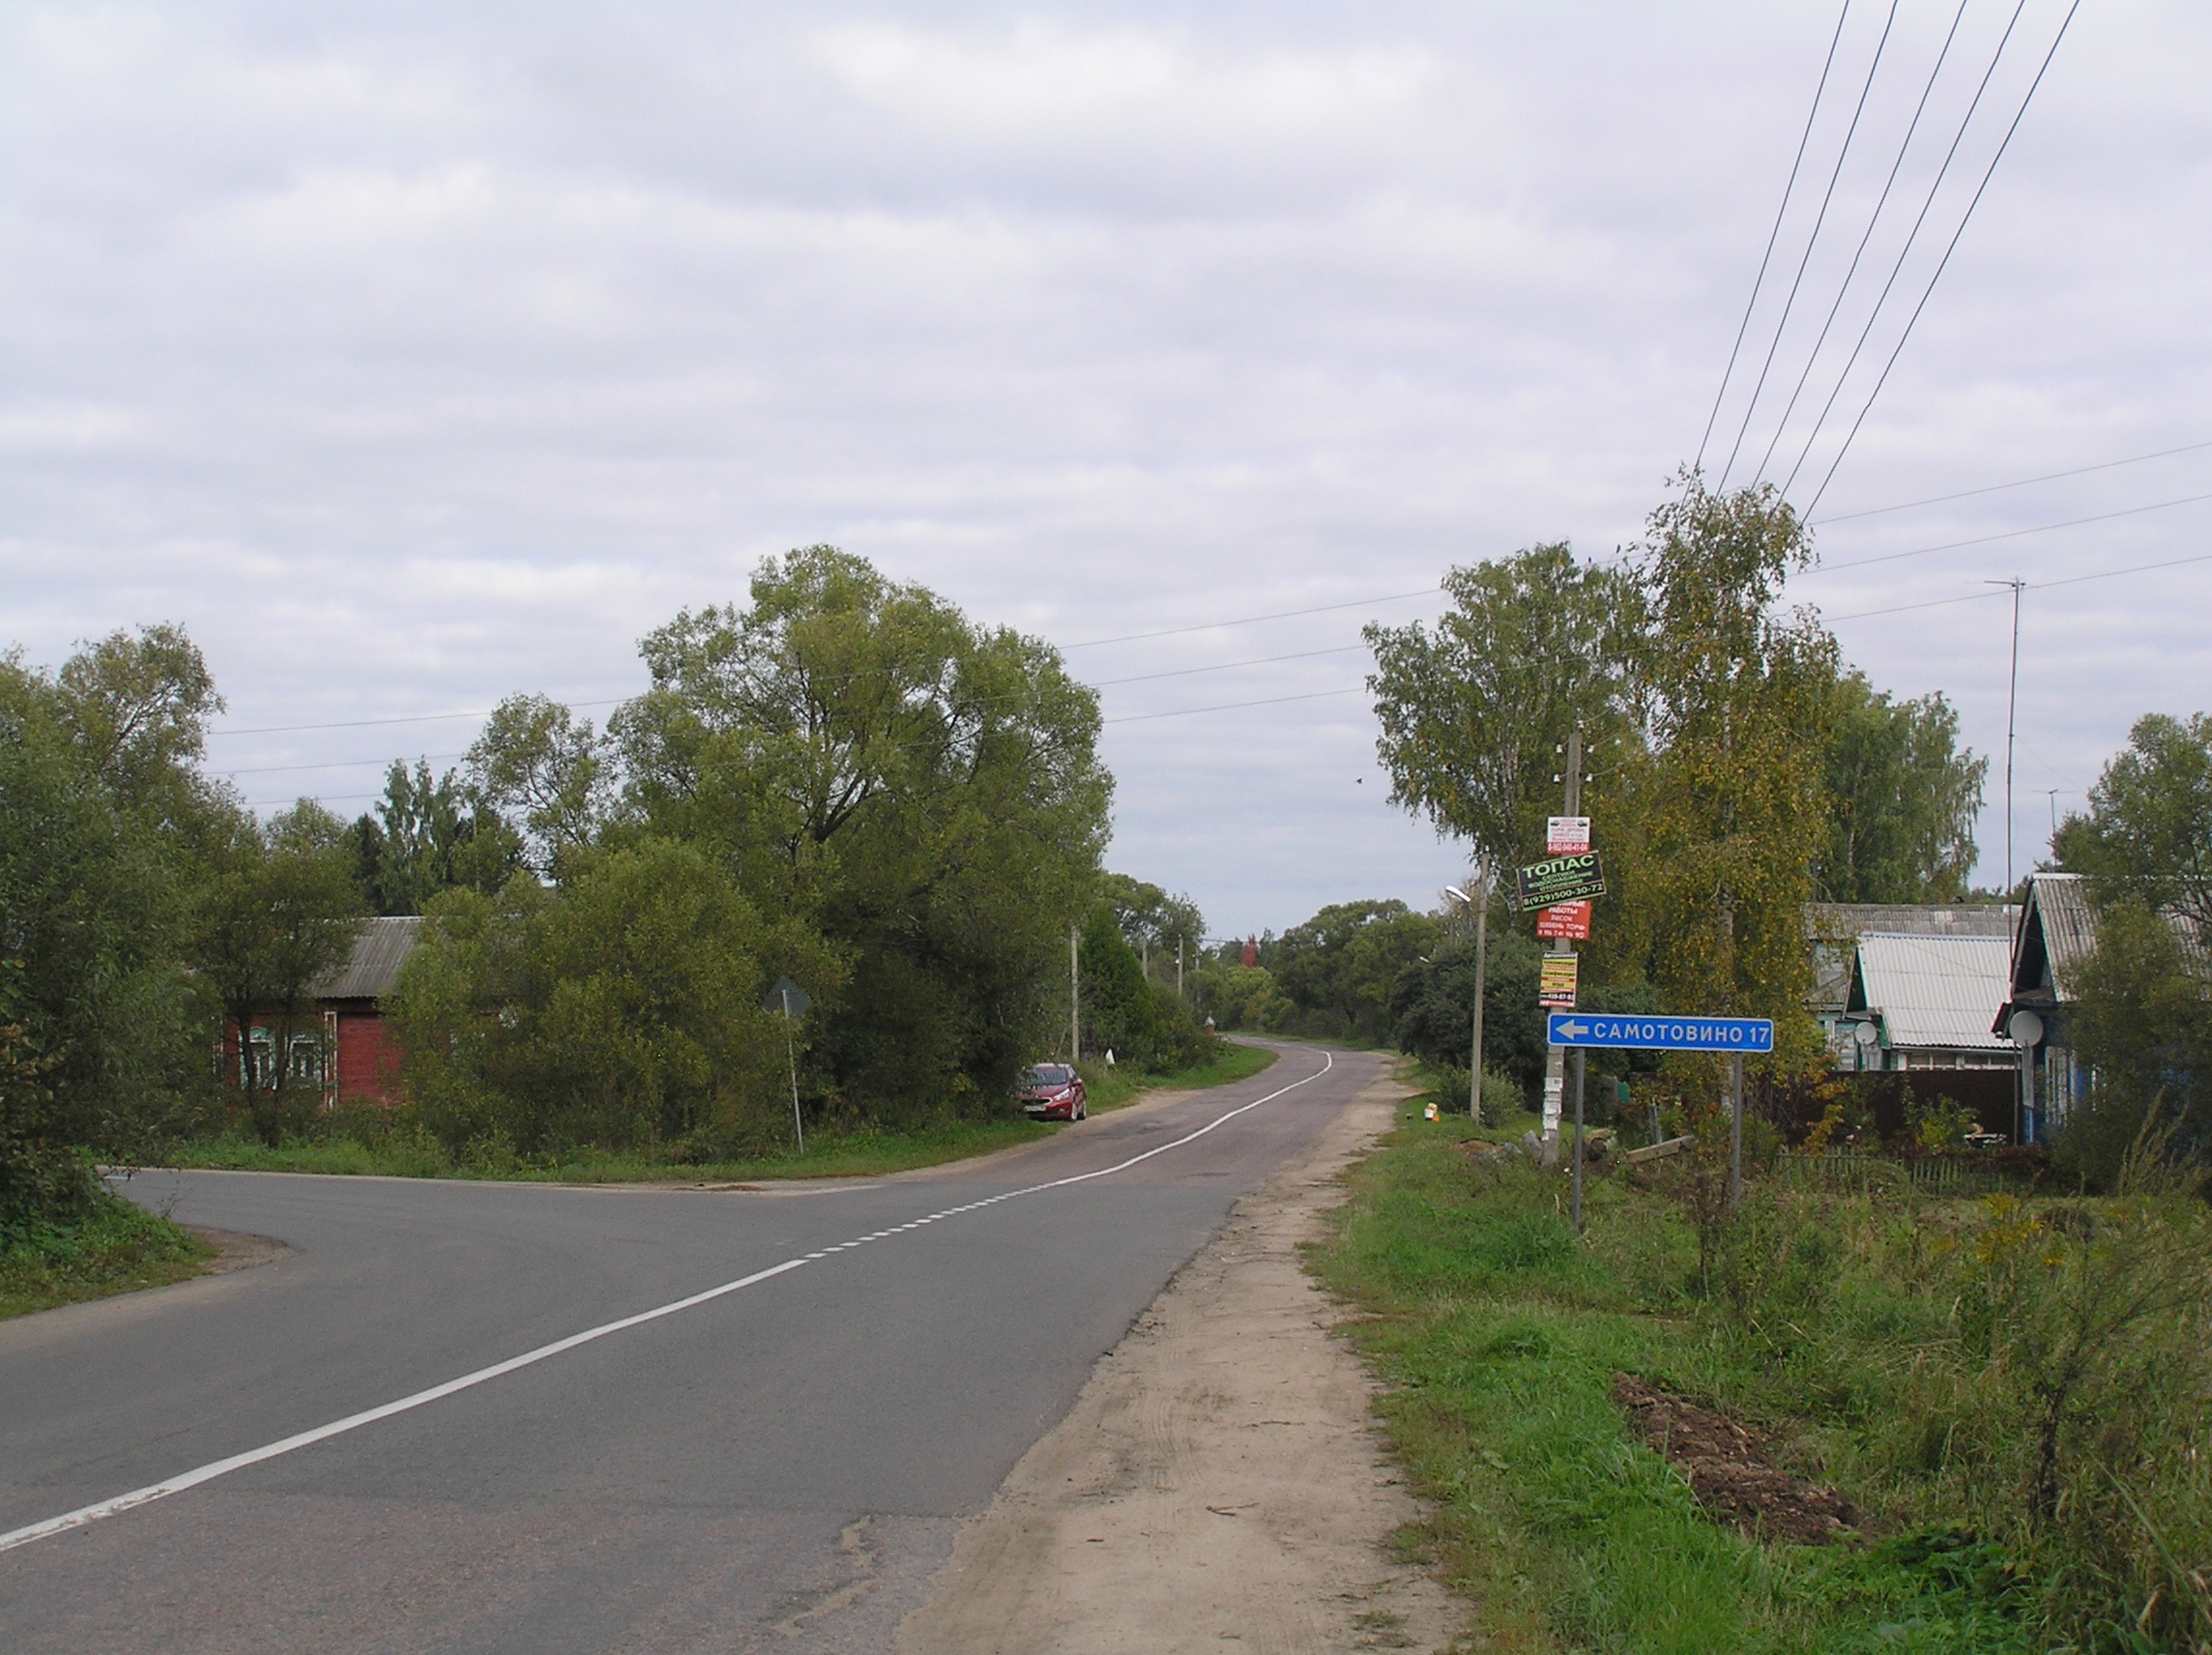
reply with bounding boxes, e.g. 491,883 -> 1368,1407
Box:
0,1048 -> 1334,1555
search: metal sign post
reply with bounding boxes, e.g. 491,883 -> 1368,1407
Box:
1570,1049 -> 1586,1234
762,976 -> 812,1155
1729,1053 -> 1744,1210
1533,729 -> 1585,1154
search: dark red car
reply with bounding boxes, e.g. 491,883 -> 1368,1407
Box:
1017,1063 -> 1087,1121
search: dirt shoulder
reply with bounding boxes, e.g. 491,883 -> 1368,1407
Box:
899,1069 -> 1467,1655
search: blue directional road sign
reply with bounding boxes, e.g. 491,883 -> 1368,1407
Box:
1547,1012 -> 1774,1053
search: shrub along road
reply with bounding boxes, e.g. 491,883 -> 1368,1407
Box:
0,1043 -> 1386,1654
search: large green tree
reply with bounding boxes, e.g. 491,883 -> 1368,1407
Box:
1097,872 -> 1205,976
1817,671 -> 1986,903
2052,711 -> 2212,935
1366,545 -> 1641,876
347,759 -> 523,915
193,800 -> 366,1144
609,547 -> 1112,1119
0,628 -> 226,1179
1623,479 -> 1835,1040
1268,899 -> 1443,1045
391,839 -> 833,1157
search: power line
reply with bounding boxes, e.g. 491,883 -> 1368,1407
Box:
1103,686 -> 1366,726
1821,546 -> 2212,622
1777,0 -> 2036,498
210,645 -> 1382,776
207,590 -> 1437,740
1751,0 -> 1970,486
1811,439 -> 2212,522
1696,0 -> 1855,474
1718,0 -> 1901,490
1802,0 -> 2083,513
1803,491 -> 2212,576
1062,588 -> 1435,650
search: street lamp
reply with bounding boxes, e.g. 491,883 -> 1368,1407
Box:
1443,876 -> 1489,1125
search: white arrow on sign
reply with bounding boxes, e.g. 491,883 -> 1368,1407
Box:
1555,1019 -> 1589,1039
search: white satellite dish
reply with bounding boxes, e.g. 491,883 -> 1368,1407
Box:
1852,1021 -> 1879,1049
2007,1009 -> 2044,1047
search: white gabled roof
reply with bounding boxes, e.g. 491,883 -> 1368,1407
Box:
1849,932 -> 2014,1052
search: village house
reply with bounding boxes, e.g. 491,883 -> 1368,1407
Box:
1805,902 -> 2017,1065
233,915 -> 421,1106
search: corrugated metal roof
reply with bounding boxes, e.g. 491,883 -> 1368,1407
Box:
1849,932 -> 2014,1052
315,915 -> 423,1001
1805,903 -> 2018,1011
2026,874 -> 2097,1001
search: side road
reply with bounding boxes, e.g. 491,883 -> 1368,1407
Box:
900,1067 -> 1468,1655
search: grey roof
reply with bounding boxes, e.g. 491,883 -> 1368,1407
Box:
2013,873 -> 2097,1002
315,915 -> 422,1002
1848,932 -> 2014,1052
1805,903 -> 2018,1012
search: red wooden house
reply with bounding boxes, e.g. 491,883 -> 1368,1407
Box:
229,916 -> 421,1106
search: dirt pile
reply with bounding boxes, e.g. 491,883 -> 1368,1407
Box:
1612,1374 -> 1857,1544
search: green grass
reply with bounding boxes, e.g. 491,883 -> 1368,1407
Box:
1,1194 -> 215,1321
1312,1105 -> 2212,1654
1077,1038 -> 1276,1113
161,1041 -> 1280,1185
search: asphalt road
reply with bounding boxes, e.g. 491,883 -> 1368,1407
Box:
0,1041 -> 1390,1654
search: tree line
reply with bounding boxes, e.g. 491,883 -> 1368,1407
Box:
1207,474 -> 2201,1174
3,548 -> 1230,1237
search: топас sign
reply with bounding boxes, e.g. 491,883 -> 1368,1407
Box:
1516,852 -> 1605,913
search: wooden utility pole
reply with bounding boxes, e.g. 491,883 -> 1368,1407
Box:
1540,729 -> 1584,1157
1070,926 -> 1081,1063
1470,865 -> 1489,1124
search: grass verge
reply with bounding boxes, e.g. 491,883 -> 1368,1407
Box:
1,1194 -> 215,1321
160,1041 -> 1280,1185
1312,1081 -> 2212,1654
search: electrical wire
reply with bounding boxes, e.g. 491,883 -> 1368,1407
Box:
1751,0 -> 1970,486
1801,0 -> 2083,513
1777,0 -> 2034,498
209,645 -> 1382,776
1803,491 -> 2212,576
1821,546 -> 2212,622
1810,439 -> 2212,522
1718,0 -> 1902,490
1696,0 -> 1855,474
206,592 -> 1436,740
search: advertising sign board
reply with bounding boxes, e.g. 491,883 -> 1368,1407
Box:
1546,815 -> 1591,855
1515,852 -> 1605,912
1538,954 -> 1580,1009
1534,900 -> 1592,941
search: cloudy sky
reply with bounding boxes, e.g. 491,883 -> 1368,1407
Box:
5,1 -> 2206,939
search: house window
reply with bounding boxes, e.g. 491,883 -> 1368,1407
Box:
242,1028 -> 323,1089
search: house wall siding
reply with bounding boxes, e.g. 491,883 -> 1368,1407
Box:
333,1003 -> 404,1103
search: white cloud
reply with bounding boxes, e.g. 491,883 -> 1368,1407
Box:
2,1 -> 2206,928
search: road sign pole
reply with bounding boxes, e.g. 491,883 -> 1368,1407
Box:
1570,1049 -> 1586,1234
784,990 -> 804,1156
1728,1053 -> 1744,1209
1540,728 -> 1583,1153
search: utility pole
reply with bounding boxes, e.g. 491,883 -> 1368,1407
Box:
1986,578 -> 2025,901
1070,926 -> 1081,1064
1540,728 -> 1583,1158
1177,936 -> 1184,999
1470,866 -> 1489,1126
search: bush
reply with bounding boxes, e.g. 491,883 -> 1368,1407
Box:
390,841 -> 838,1158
